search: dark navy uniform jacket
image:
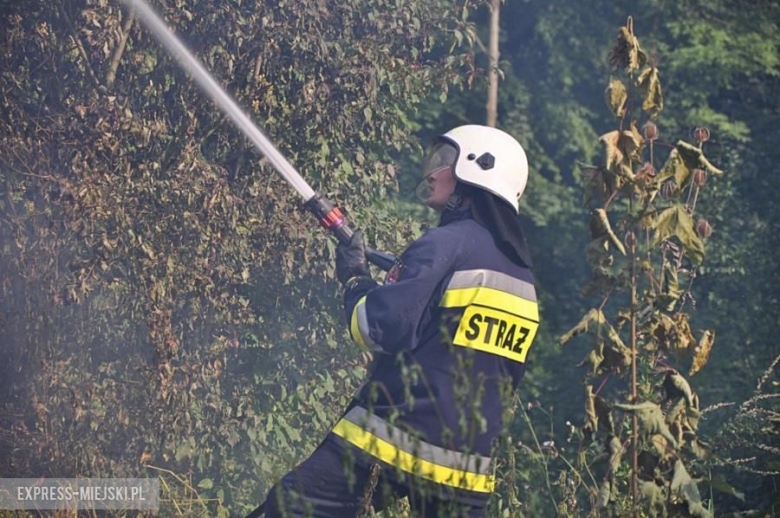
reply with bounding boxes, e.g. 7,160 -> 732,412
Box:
331,207 -> 539,495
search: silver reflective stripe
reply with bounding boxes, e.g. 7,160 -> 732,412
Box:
356,301 -> 381,351
343,406 -> 493,475
446,269 -> 536,302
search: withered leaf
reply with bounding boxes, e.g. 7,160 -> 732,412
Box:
689,330 -> 715,376
637,66 -> 663,119
608,26 -> 647,71
605,77 -> 628,118
676,140 -> 723,176
652,204 -> 705,265
600,130 -> 624,171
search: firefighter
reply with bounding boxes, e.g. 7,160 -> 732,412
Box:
250,125 -> 538,517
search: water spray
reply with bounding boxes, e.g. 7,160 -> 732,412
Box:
122,0 -> 396,270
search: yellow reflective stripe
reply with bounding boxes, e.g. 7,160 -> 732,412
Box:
342,406 -> 493,474
332,419 -> 495,493
350,295 -> 368,350
440,286 -> 539,322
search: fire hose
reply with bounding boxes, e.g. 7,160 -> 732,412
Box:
122,0 -> 397,271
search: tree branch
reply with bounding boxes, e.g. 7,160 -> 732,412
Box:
485,0 -> 500,127
58,1 -> 105,92
473,32 -> 488,55
106,11 -> 135,87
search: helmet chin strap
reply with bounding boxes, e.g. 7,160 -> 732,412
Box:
444,182 -> 475,212
444,193 -> 463,212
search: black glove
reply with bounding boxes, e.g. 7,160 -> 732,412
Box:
336,230 -> 370,284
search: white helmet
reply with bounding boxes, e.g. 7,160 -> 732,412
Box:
430,125 -> 529,213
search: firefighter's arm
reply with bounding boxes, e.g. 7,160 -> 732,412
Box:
344,227 -> 459,353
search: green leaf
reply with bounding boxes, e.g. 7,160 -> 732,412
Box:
595,394 -> 615,434
198,478 -> 214,490
639,480 -> 667,518
559,308 -> 603,345
563,309 -> 630,373
710,476 -> 745,502
578,341 -> 605,376
660,262 -> 682,310
656,148 -> 688,191
652,205 -> 705,265
582,165 -> 615,207
637,66 -> 663,119
687,436 -> 711,459
605,77 -> 627,118
651,434 -> 671,460
584,385 -> 598,434
671,460 -> 711,518
615,402 -> 678,448
590,209 -> 626,255
581,266 -> 617,298
584,238 -> 612,268
663,372 -> 695,407
598,479 -> 613,509
137,50 -> 158,75
607,434 -> 623,476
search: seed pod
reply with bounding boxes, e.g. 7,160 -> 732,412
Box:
661,179 -> 677,201
639,162 -> 657,178
693,168 -> 707,187
643,121 -> 659,140
624,230 -> 637,249
693,127 -> 710,143
697,218 -> 712,238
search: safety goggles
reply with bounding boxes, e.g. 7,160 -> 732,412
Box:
415,142 -> 458,201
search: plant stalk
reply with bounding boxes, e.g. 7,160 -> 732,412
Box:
630,192 -> 639,516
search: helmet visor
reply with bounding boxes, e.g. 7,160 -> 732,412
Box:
415,142 -> 458,202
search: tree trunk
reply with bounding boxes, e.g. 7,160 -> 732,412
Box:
486,0 -> 500,127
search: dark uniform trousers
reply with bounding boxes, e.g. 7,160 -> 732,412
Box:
250,434 -> 488,517
249,208 -> 538,518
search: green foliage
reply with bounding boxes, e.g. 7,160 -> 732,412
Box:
3,0 -> 779,515
0,0 -> 476,513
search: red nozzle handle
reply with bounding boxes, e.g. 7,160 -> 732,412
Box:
304,192 -> 396,271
